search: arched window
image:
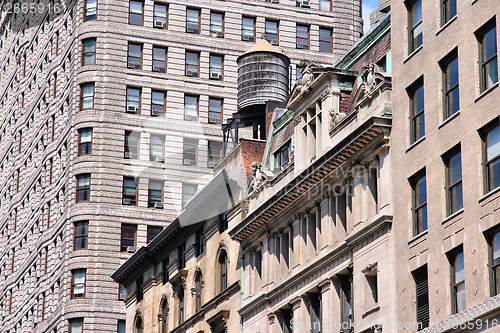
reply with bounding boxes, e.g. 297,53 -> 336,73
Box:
135,315 -> 143,333
219,250 -> 228,292
194,270 -> 202,312
160,297 -> 168,333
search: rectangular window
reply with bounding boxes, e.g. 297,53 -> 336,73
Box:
84,0 -> 97,21
136,276 -> 143,301
218,213 -> 228,233
178,242 -> 186,270
129,0 -> 143,25
123,177 -> 138,206
482,120 -> 500,192
76,174 -> 91,203
184,95 -> 199,121
441,52 -> 460,119
119,285 -> 127,301
441,0 -> 457,26
319,28 -> 332,53
80,83 -> 94,110
71,269 -> 86,299
280,309 -> 293,333
242,17 -> 255,42
408,0 -> 423,53
183,138 -> 198,166
148,180 -> 163,208
82,38 -> 96,65
147,226 -> 162,243
153,3 -> 167,29
448,247 -> 465,313
319,0 -> 331,11
121,224 -> 137,252
408,78 -> 425,143
124,131 -> 139,159
338,272 -> 353,331
364,269 -> 378,306
151,90 -> 166,116
210,12 -> 224,37
195,229 -> 204,256
209,54 -> 223,80
265,20 -> 279,44
74,221 -> 88,250
127,43 -> 142,69
443,147 -> 463,215
208,98 -> 222,124
186,8 -> 200,34
185,51 -> 199,77
78,128 -> 92,156
274,141 -> 291,171
413,265 -> 429,330
296,25 -> 309,49
477,20 -> 498,92
118,320 -> 126,333
182,183 -> 198,209
208,141 -> 222,168
489,229 -> 500,296
126,87 -> 141,114
70,318 -> 84,333
150,135 -> 164,161
152,46 -> 167,73
308,292 -> 321,333
411,170 -> 427,236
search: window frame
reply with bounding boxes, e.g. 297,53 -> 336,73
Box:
209,54 -> 223,81
71,269 -> 86,299
410,169 -> 427,237
480,119 -> 500,193
84,0 -> 97,21
274,141 -> 291,171
296,24 -> 310,50
210,11 -> 224,36
120,223 -> 137,252
407,0 -> 423,53
152,46 -> 167,73
241,16 -> 256,42
151,90 -> 166,116
319,0 -> 331,11
487,226 -> 500,296
185,51 -> 200,77
123,176 -> 138,206
128,0 -> 144,26
442,145 -> 463,216
73,221 -> 89,250
78,128 -> 93,156
408,77 -> 425,143
183,138 -> 198,166
182,183 -> 198,209
127,43 -> 143,70
208,141 -> 222,168
440,0 -> 457,27
125,130 -> 140,159
319,27 -> 332,53
148,179 -> 164,207
80,82 -> 95,110
477,19 -> 498,93
69,318 -> 84,333
153,2 -> 168,29
265,20 -> 279,44
82,38 -> 96,66
76,174 -> 91,203
447,245 -> 465,314
126,86 -> 142,114
440,50 -> 460,119
186,8 -> 200,34
413,265 -> 429,330
149,135 -> 165,161
147,225 -> 163,243
184,95 -> 199,121
219,249 -> 228,292
208,97 -> 223,124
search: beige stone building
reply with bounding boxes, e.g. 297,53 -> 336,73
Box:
391,0 -> 500,331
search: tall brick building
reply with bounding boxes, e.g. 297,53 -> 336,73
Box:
0,0 -> 362,332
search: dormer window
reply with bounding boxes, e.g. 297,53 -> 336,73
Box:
301,101 -> 322,162
274,141 -> 291,171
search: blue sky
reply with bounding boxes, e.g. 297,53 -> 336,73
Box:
362,0 -> 380,32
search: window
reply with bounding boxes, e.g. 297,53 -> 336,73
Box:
183,138 -> 198,166
195,229 -> 204,256
280,309 -> 293,333
78,128 -> 92,156
208,98 -> 222,124
274,141 -> 291,171
186,8 -> 200,34
121,224 -> 137,252
363,266 -> 378,310
127,43 -> 142,69
126,87 -> 141,114
296,66 -> 303,80
184,95 -> 198,121
242,17 -> 255,42
489,229 -> 500,295
151,90 -> 166,116
208,141 -> 222,168
448,247 -> 465,313
123,177 -> 137,206
84,0 -> 96,21
153,3 -> 167,29
441,52 -> 459,119
178,242 -> 186,270
443,147 -> 463,215
150,135 -> 164,161
129,1 -> 143,25
408,0 -> 423,53
210,12 -> 224,37
413,265 -> 429,330
160,297 -> 168,333
76,174 -> 90,203
118,320 -> 126,333
125,131 -> 140,159
136,276 -> 143,302
265,20 -> 278,44
82,38 -> 96,65
185,51 -> 199,77
410,171 -> 427,236
162,257 -> 169,284
135,314 -> 143,332
308,292 -> 321,333
218,213 -> 228,233
148,180 -> 163,208
338,272 -> 353,331
194,270 -> 202,312
408,78 -> 425,143
147,226 -> 162,243
296,25 -> 309,49
119,285 -> 127,301
209,54 -> 223,80
69,318 -> 84,333
74,221 -> 88,250
319,0 -> 331,11
80,83 -> 94,110
178,287 -> 185,324
219,250 -> 228,292
71,269 -> 86,298
152,47 -> 167,73
441,0 -> 457,26
182,183 -> 197,209
319,28 -> 332,53
482,120 -> 500,192
477,20 -> 498,92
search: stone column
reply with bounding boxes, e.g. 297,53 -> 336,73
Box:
268,312 -> 277,333
262,234 -> 270,288
291,296 -> 304,333
319,279 -> 333,331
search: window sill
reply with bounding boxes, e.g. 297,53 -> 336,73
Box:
436,16 -> 457,36
405,136 -> 425,154
478,185 -> 500,203
441,208 -> 464,225
438,111 -> 460,129
403,45 -> 423,64
362,305 -> 380,318
408,229 -> 428,245
475,82 -> 499,103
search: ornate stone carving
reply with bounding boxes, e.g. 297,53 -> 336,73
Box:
295,60 -> 316,97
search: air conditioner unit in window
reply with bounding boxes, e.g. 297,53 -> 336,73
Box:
210,72 -> 220,80
208,161 -> 217,168
184,115 -> 194,121
208,117 -> 217,124
185,70 -> 194,76
156,156 -> 165,163
154,202 -> 163,209
300,0 -> 310,7
186,27 -> 194,33
296,43 -> 307,49
184,159 -> 193,165
152,65 -> 161,72
270,39 -> 279,45
216,31 -> 224,37
151,109 -> 160,116
154,21 -> 165,28
127,62 -> 136,69
126,105 -> 137,113
127,246 -> 136,253
124,151 -> 132,159
241,35 -> 250,41
122,198 -> 131,205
